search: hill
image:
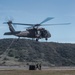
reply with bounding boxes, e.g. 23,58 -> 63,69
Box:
0,38 -> 75,66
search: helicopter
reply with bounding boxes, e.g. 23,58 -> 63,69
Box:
4,17 -> 70,41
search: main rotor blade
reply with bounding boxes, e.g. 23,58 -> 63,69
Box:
12,23 -> 34,26
40,17 -> 54,24
3,22 -> 34,26
3,22 -> 8,24
41,23 -> 71,26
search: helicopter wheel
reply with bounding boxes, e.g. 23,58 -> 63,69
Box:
16,37 -> 20,41
36,38 -> 39,41
45,38 -> 48,41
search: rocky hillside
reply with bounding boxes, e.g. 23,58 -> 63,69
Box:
0,38 -> 75,66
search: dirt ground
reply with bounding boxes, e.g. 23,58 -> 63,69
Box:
0,66 -> 75,70
0,66 -> 75,75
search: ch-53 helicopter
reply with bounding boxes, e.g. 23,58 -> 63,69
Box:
4,17 -> 70,41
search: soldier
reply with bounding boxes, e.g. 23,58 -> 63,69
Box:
36,63 -> 38,69
39,63 -> 41,70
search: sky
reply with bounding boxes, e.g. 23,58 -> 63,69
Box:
0,0 -> 75,43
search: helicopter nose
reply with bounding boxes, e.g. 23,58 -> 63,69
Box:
49,33 -> 51,37
47,31 -> 51,38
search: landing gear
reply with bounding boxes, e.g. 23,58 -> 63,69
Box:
16,37 -> 20,41
45,38 -> 48,41
36,38 -> 39,41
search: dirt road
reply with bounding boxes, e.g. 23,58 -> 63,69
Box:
0,66 -> 75,70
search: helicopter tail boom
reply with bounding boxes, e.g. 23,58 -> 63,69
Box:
4,21 -> 21,36
4,31 -> 21,35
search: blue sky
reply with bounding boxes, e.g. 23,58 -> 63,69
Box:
0,0 -> 75,43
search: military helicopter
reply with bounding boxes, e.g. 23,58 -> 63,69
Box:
4,17 -> 70,41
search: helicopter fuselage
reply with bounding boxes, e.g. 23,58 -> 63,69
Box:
16,28 -> 51,39
4,28 -> 51,41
